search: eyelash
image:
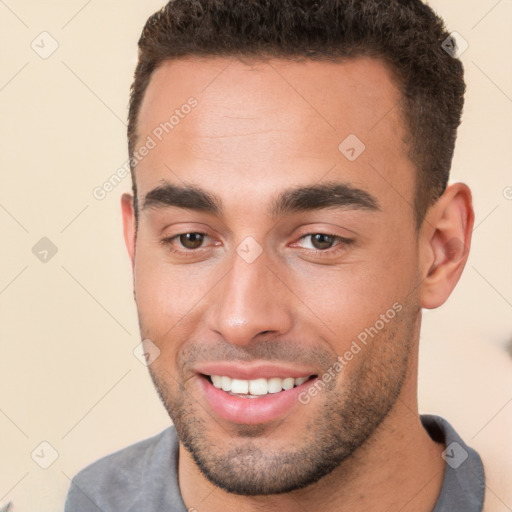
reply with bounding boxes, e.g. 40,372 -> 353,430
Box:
160,232 -> 354,258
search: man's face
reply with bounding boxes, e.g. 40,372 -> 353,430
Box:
125,56 -> 423,494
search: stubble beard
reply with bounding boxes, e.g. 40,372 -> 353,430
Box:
145,302 -> 419,496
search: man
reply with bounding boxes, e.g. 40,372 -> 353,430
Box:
65,0 -> 485,510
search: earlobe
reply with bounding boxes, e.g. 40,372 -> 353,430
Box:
419,183 -> 474,309
121,193 -> 136,267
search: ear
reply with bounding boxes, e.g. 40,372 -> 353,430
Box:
121,193 -> 136,268
419,183 -> 474,309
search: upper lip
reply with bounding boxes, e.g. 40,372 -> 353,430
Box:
195,362 -> 318,380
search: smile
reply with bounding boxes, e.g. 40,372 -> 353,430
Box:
197,372 -> 318,424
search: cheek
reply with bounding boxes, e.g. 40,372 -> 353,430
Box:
133,244 -> 207,337
287,247 -> 418,347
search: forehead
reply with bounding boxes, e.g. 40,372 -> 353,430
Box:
135,56 -> 413,212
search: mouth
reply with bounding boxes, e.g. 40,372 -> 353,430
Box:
197,371 -> 319,424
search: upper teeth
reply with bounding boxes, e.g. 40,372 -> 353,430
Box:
210,375 -> 310,395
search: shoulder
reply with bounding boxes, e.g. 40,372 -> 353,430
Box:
64,427 -> 181,512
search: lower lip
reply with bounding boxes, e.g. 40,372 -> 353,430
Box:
198,375 -> 316,424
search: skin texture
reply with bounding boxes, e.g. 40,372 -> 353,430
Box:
121,56 -> 474,512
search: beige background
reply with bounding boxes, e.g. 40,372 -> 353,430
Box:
0,1 -> 511,511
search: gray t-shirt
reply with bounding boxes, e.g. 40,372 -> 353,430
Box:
64,414 -> 485,511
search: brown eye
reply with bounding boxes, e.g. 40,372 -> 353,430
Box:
179,233 -> 205,249
310,233 -> 336,250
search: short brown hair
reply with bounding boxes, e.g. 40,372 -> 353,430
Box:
128,0 -> 465,227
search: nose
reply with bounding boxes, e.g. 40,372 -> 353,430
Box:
205,246 -> 293,346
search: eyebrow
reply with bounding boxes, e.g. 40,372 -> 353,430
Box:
142,180 -> 379,218
143,182 -> 222,215
269,181 -> 379,218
